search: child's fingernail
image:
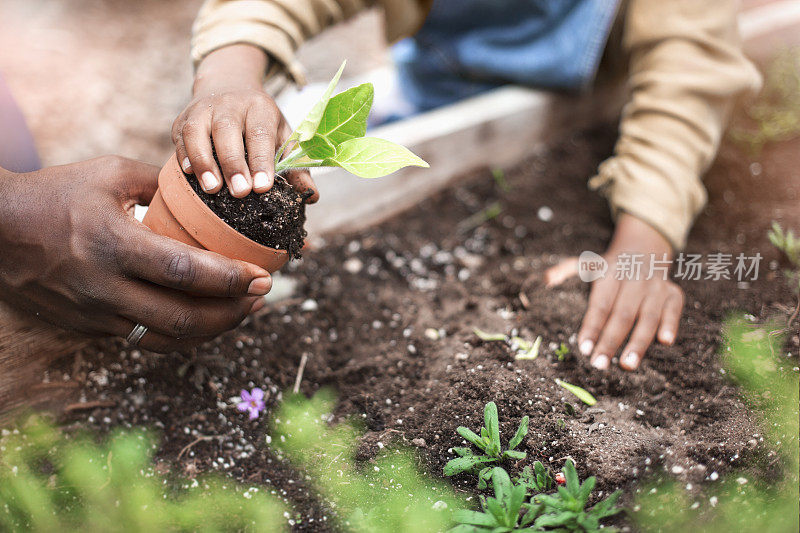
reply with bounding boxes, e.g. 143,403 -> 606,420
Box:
622,352 -> 640,369
591,354 -> 609,370
231,173 -> 249,196
661,330 -> 675,344
579,339 -> 594,356
200,171 -> 219,192
181,157 -> 192,172
253,171 -> 271,190
248,276 -> 272,296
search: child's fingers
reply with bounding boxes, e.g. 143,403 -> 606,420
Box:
211,112 -> 252,198
182,115 -> 223,194
578,278 -> 618,362
244,104 -> 280,193
590,289 -> 640,370
657,286 -> 684,345
544,257 -> 579,287
619,296 -> 662,371
285,170 -> 320,203
171,122 -> 192,174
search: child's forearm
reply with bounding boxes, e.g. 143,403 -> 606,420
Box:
193,44 -> 269,97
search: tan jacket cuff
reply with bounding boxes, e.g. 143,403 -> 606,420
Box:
192,21 -> 307,85
589,154 -> 704,252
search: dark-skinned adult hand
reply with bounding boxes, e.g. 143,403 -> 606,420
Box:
544,213 -> 685,371
0,156 -> 273,353
172,44 -> 319,201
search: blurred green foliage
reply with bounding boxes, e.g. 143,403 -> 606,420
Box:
730,48 -> 800,153
0,417 -> 284,532
633,317 -> 799,532
270,389 -> 462,532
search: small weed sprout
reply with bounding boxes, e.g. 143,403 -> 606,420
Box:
444,402 -> 529,489
450,467 -> 542,532
516,461 -> 554,494
532,460 -> 622,531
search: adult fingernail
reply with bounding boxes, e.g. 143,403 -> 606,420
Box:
622,352 -> 640,370
200,171 -> 219,192
253,172 -> 270,190
250,297 -> 266,313
231,173 -> 249,196
579,339 -> 594,356
248,277 -> 272,296
591,354 -> 609,370
181,157 -> 192,172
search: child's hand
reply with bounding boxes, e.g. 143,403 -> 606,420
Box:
172,44 -> 319,201
545,214 -> 684,371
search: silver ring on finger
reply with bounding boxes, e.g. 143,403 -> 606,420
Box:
126,323 -> 148,346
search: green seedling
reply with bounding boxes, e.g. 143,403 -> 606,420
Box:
275,61 -> 428,178
516,461 -> 554,494
555,379 -> 597,406
451,467 -> 542,532
474,330 -> 542,361
445,402 -> 529,489
458,202 -> 504,234
474,328 -> 508,342
555,343 -> 569,361
533,460 -> 621,532
515,336 -> 541,360
768,222 -> 800,296
492,168 -> 511,193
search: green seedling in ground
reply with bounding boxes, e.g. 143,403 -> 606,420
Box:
451,467 -> 543,532
445,402 -> 529,489
492,168 -> 511,192
768,221 -> 800,296
532,460 -> 622,531
274,61 -> 428,178
555,379 -> 597,406
473,329 -> 542,361
458,201 -> 504,234
555,343 -> 570,361
516,461 -> 554,494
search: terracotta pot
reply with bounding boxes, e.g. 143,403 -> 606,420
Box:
142,155 -> 289,272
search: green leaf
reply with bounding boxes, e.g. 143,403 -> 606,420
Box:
508,415 -> 529,450
300,83 -> 374,159
484,402 -> 501,455
491,467 -> 512,503
453,509 -> 498,527
502,450 -> 526,461
534,511 -> 576,528
474,328 -> 507,342
324,137 -> 428,178
457,426 -> 487,451
452,446 -> 474,457
578,476 -> 596,505
563,460 -> 580,494
555,378 -> 597,406
484,497 -> 508,527
444,456 -> 497,476
295,60 -> 347,142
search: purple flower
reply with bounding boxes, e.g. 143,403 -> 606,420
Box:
237,388 -> 265,420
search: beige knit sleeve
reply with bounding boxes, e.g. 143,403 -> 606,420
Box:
589,0 -> 761,250
191,0 -> 373,86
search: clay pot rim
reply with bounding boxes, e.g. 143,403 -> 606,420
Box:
158,154 -> 289,260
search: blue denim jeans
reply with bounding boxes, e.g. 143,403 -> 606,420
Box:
393,0 -> 619,113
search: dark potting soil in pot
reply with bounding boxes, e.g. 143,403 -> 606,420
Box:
186,171 -> 309,259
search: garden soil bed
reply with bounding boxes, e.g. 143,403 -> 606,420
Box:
58,124 -> 797,531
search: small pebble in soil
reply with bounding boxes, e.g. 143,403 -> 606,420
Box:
537,206 -> 554,222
